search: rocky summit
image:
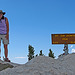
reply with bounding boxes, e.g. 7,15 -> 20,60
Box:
0,53 -> 75,75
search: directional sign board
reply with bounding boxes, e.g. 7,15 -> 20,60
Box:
51,34 -> 75,44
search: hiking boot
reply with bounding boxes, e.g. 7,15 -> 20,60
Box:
4,58 -> 10,62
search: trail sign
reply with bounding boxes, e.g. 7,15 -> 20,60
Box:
51,34 -> 75,44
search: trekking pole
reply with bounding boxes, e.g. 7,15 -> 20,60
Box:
0,46 -> 1,59
2,44 -> 4,61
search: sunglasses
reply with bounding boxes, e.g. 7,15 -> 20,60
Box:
0,12 -> 3,14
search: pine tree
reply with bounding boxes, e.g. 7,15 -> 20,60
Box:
28,45 -> 35,61
35,54 -> 38,57
48,49 -> 55,58
39,50 -> 44,56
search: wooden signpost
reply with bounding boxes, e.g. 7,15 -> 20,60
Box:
51,34 -> 75,55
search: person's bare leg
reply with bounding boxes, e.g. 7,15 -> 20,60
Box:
4,44 -> 8,58
0,40 -> 1,58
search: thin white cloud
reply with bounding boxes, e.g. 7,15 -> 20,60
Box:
15,57 -> 27,59
70,45 -> 73,48
71,49 -> 75,53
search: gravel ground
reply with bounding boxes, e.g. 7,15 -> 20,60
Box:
0,53 -> 75,75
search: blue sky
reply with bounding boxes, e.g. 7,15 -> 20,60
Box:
0,0 -> 75,64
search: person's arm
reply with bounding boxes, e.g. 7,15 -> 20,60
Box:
5,17 -> 9,40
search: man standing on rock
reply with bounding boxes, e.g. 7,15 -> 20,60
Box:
0,10 -> 10,62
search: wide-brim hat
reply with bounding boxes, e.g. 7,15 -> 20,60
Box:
0,10 -> 5,15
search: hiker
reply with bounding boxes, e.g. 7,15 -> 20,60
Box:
0,10 -> 10,62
